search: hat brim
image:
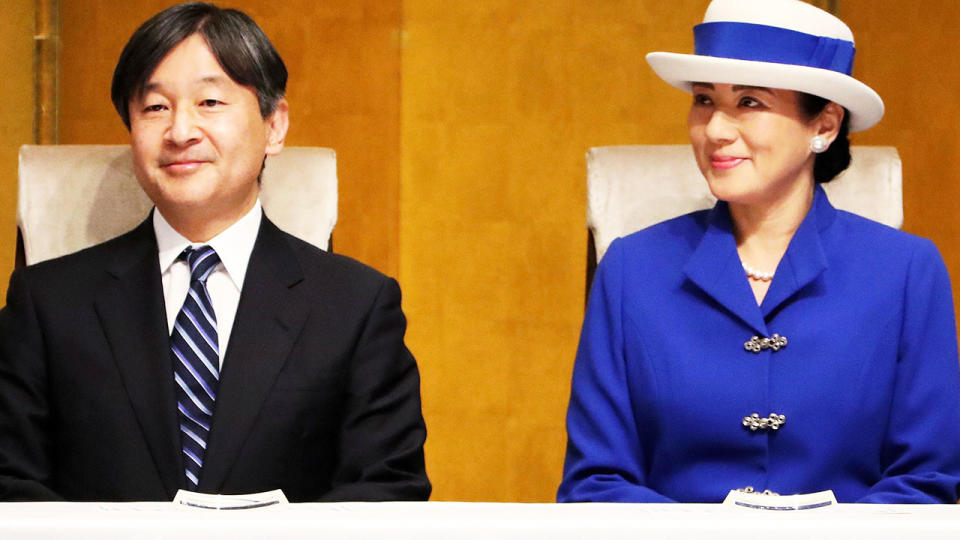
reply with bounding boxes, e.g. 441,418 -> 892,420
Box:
646,52 -> 884,132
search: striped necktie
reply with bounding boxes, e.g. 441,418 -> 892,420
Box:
170,245 -> 221,491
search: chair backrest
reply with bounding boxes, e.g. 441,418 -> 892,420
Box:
586,144 -> 902,262
17,145 -> 338,265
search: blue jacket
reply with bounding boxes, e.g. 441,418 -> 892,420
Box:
558,187 -> 960,503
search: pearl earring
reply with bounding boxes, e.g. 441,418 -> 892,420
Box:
810,135 -> 829,154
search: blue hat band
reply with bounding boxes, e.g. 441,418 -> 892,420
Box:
694,21 -> 855,75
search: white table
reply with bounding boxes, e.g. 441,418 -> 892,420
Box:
3,501 -> 960,539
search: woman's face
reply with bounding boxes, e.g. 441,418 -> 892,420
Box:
687,83 -> 819,207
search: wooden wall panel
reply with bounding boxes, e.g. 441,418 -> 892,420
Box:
59,0 -> 401,275
0,0 -> 35,303
837,1 -> 960,327
400,0 -> 706,501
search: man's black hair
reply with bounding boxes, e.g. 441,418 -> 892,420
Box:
111,2 -> 287,129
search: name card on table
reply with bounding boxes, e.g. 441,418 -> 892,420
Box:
173,489 -> 288,510
723,489 -> 837,510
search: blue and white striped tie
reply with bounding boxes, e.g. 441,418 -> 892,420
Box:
170,245 -> 221,491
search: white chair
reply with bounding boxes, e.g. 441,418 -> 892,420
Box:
586,144 -> 902,264
17,145 -> 338,266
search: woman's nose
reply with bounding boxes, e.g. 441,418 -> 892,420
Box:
704,110 -> 737,145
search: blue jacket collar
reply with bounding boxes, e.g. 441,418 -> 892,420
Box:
683,186 -> 836,334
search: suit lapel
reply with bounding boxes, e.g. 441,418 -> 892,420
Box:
684,188 -> 837,334
93,217 -> 183,498
683,202 -> 768,335
199,217 -> 310,492
759,187 -> 834,316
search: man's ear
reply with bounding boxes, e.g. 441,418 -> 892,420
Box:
265,98 -> 289,156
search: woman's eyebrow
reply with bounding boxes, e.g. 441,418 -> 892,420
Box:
732,85 -> 774,95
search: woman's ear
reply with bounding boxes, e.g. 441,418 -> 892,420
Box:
816,102 -> 845,144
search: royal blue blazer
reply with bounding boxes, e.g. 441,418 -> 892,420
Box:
558,187 -> 960,503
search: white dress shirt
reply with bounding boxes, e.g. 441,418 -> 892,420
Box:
154,200 -> 262,367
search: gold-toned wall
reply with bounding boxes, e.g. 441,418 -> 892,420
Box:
0,0 -> 35,301
838,0 -> 960,318
58,0 -> 401,276
401,1 -> 705,501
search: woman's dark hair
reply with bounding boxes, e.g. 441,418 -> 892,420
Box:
111,2 -> 287,129
797,92 -> 851,184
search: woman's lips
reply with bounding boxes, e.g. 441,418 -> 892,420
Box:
710,156 -> 746,170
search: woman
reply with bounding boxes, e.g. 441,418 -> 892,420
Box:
558,0 -> 960,503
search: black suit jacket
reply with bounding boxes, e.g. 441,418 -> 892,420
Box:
0,215 -> 430,501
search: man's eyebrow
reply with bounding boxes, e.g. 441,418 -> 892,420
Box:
142,81 -> 162,94
140,74 -> 231,94
197,75 -> 230,86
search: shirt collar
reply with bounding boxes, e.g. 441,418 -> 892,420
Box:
154,199 -> 263,291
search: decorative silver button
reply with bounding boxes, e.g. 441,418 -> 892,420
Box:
744,334 -> 788,353
736,486 -> 779,496
742,412 -> 786,431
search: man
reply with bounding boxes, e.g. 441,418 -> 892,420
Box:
0,2 -> 430,502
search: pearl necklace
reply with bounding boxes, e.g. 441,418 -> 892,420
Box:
741,262 -> 774,282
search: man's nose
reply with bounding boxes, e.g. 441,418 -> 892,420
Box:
165,106 -> 201,146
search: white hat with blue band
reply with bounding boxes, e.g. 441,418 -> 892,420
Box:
646,0 -> 884,132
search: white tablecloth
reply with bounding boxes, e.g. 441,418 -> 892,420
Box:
3,501 -> 960,539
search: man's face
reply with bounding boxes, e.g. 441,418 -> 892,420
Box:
128,33 -> 288,238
